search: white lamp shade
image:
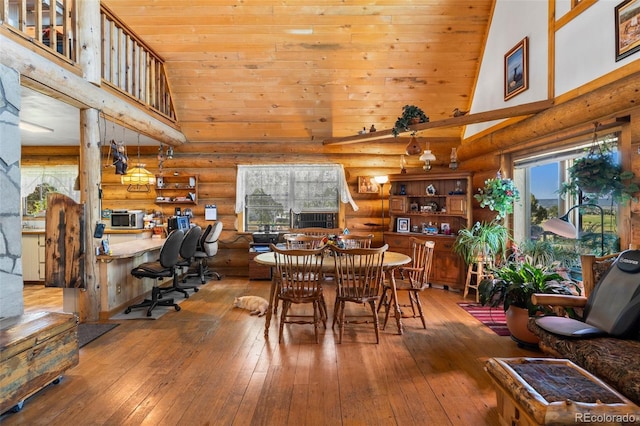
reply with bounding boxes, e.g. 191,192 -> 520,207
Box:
542,217 -> 577,239
419,150 -> 436,161
373,175 -> 388,185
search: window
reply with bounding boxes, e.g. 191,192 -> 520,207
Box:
21,165 -> 79,216
513,133 -> 621,260
236,164 -> 357,231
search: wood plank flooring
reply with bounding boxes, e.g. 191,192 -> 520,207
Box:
6,279 -> 540,425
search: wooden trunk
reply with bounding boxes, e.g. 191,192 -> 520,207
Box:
0,312 -> 79,413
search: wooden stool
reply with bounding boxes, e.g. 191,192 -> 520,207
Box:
464,259 -> 493,302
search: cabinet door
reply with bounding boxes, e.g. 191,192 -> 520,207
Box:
21,235 -> 40,281
389,196 -> 407,214
446,195 -> 466,215
432,240 -> 464,289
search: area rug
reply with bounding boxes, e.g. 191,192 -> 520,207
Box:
78,323 -> 119,348
457,302 -> 510,336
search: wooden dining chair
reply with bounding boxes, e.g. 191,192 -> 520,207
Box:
337,233 -> 373,248
271,245 -> 327,343
284,234 -> 326,249
379,238 -> 435,330
330,244 -> 388,343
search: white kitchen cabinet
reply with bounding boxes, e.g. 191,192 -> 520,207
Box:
22,234 -> 45,282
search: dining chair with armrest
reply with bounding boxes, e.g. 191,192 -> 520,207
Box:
161,225 -> 202,298
330,244 -> 388,343
126,229 -> 184,317
379,238 -> 435,329
185,221 -> 223,283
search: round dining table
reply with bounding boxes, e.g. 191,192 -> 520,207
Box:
254,249 -> 412,337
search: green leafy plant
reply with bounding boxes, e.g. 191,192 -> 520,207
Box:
478,261 -> 580,316
474,172 -> 521,221
453,221 -> 510,266
392,105 -> 429,137
559,144 -> 638,204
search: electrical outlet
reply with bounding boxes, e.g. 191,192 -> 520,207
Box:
117,285 -> 121,294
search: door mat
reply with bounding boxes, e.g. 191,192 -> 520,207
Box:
78,323 -> 119,348
457,302 -> 510,336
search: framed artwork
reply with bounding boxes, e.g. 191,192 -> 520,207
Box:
358,176 -> 380,194
397,217 -> 410,233
504,37 -> 529,101
615,0 -> 640,61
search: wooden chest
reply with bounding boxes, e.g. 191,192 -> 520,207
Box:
485,357 -> 640,426
0,312 -> 79,413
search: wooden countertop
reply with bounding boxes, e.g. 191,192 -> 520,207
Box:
96,237 -> 165,260
22,228 -> 153,235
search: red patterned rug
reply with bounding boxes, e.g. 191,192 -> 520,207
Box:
457,303 -> 510,336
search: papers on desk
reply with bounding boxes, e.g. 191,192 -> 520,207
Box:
254,246 -> 271,253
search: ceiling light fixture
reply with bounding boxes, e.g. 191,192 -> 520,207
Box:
19,121 -> 53,133
121,133 -> 156,192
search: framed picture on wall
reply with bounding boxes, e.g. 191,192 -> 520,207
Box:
358,176 -> 380,194
397,217 -> 410,233
504,37 -> 529,101
615,0 -> 640,61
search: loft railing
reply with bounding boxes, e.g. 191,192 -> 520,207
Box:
0,1 -> 176,122
0,0 -> 76,60
100,4 -> 176,121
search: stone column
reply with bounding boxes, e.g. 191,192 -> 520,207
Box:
0,65 -> 24,317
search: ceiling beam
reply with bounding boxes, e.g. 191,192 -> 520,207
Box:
322,99 -> 554,146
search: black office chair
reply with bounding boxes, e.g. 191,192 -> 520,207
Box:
185,221 -> 223,283
161,225 -> 202,298
125,229 -> 184,317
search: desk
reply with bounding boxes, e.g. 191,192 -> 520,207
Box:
255,250 -> 411,337
96,238 -> 166,319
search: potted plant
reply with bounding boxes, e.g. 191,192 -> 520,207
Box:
392,105 -> 429,137
453,221 -> 510,266
478,261 -> 580,345
559,143 -> 638,204
474,172 -> 521,221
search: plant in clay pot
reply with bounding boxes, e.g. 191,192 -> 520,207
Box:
478,261 -> 580,346
392,105 -> 429,137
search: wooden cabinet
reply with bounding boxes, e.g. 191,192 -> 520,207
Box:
22,234 -> 46,282
249,247 -> 272,280
155,175 -> 198,205
384,172 -> 472,290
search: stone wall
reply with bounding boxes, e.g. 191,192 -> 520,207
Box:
0,65 -> 23,317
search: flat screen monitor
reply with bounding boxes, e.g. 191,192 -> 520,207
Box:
168,216 -> 190,233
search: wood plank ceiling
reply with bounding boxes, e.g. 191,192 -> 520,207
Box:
102,0 -> 493,143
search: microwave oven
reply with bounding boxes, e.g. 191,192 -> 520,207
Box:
111,210 -> 144,229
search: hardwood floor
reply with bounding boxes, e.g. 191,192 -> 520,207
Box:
5,279 -> 540,425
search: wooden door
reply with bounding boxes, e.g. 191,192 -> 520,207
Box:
45,193 -> 85,288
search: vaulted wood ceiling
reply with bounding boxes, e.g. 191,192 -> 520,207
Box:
102,0 -> 493,143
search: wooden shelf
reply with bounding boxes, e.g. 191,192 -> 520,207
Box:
155,175 -> 198,205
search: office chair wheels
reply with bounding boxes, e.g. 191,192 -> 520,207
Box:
124,307 -> 131,314
193,288 -> 199,292
175,305 -> 181,311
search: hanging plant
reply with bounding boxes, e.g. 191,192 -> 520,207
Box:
392,105 -> 429,137
474,172 -> 521,221
559,142 -> 638,204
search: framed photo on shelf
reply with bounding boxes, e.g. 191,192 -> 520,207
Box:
397,217 -> 410,233
504,37 -> 529,101
615,0 -> 640,61
358,176 -> 380,194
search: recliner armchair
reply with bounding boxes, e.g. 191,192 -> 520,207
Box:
185,221 -> 223,283
533,249 -> 640,338
126,229 -> 184,317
